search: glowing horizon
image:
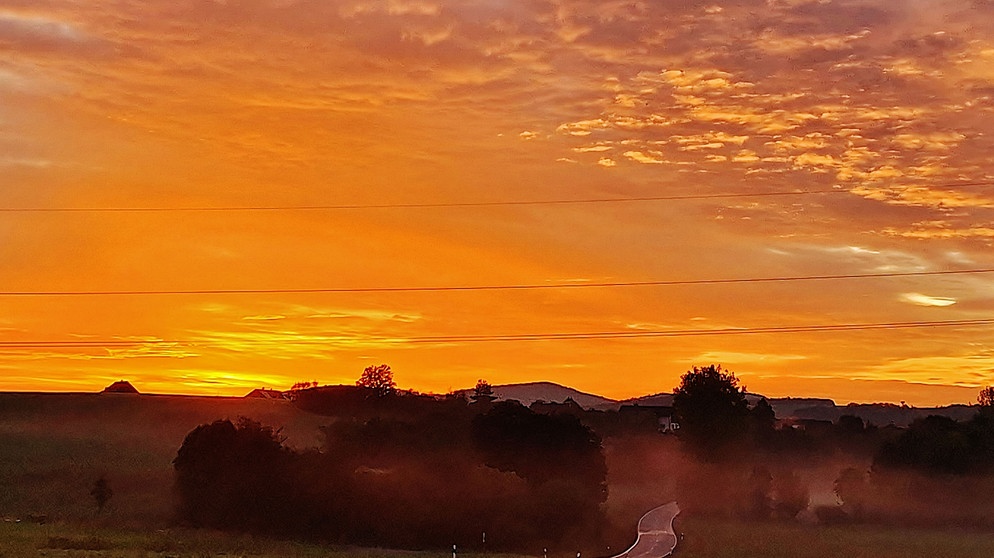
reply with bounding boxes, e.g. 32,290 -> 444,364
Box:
2,0 -> 994,407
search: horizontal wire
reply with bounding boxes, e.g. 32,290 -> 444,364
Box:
1,318 -> 991,348
395,318 -> 994,343
1,267 -> 992,296
0,189 -> 838,212
1,180 -> 991,213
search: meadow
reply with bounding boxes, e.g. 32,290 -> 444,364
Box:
6,517 -> 994,558
0,520 -> 524,558
0,393 -> 326,525
676,517 -> 994,558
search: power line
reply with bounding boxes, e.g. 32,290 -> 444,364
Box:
0,189 -> 838,212
397,318 -> 994,343
1,180 -> 991,212
1,318 -> 991,348
2,267 -> 992,296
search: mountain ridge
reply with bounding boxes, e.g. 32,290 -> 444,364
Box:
467,382 -> 977,426
453,381 -> 617,409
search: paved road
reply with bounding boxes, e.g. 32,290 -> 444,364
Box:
611,502 -> 680,558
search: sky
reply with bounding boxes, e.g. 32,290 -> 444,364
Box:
2,0 -> 994,405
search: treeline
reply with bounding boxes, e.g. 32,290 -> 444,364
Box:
173,394 -> 608,552
833,408 -> 994,527
659,366 -> 994,528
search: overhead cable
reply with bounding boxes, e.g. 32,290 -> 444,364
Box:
1,267 -> 991,296
1,317 -> 991,348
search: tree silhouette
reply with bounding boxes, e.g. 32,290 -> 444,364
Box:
772,470 -> 809,519
356,364 -> 396,395
979,386 -> 994,408
750,397 -> 777,445
834,467 -> 868,519
875,415 -> 973,474
746,465 -> 773,519
472,379 -> 497,404
672,364 -> 750,460
173,418 -> 295,532
472,401 -> 607,496
90,475 -> 113,512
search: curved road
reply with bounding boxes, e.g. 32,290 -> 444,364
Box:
611,502 -> 680,558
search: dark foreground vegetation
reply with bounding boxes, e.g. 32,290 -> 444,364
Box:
657,366 -> 994,532
173,396 -> 608,552
8,365 -> 994,557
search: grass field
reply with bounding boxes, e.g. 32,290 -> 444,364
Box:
0,521 -> 527,558
0,393 -> 327,525
676,516 -> 994,558
5,518 -> 994,558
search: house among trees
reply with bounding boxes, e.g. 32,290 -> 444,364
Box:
101,380 -> 139,394
618,404 -> 680,433
244,388 -> 288,400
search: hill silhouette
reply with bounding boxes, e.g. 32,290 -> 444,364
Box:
454,381 -> 617,409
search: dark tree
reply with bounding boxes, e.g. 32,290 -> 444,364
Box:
356,364 -> 396,395
772,470 -> 809,520
472,401 -> 607,544
172,403 -> 614,551
875,415 -> 973,474
173,418 -> 295,533
90,475 -> 113,512
672,364 -> 750,459
471,379 -> 497,404
836,415 -> 865,435
750,398 -> 777,445
979,386 -> 994,408
473,402 -> 607,492
834,467 -> 868,519
746,465 -> 773,519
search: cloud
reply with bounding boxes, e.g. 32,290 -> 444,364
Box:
882,225 -> 994,239
899,293 -> 958,307
681,351 -> 808,365
623,150 -> 665,164
856,353 -> 994,388
0,11 -> 85,48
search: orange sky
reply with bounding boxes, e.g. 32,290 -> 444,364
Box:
2,0 -> 994,406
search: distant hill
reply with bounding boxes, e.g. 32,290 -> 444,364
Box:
786,402 -> 978,427
768,397 -> 837,418
609,393 -> 976,427
102,380 -> 139,394
614,391 -> 768,410
614,392 -> 673,409
456,381 -> 617,409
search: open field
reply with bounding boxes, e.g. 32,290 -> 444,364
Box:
676,517 -> 994,558
5,517 -> 994,558
0,393 -> 328,525
0,521 -> 529,558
